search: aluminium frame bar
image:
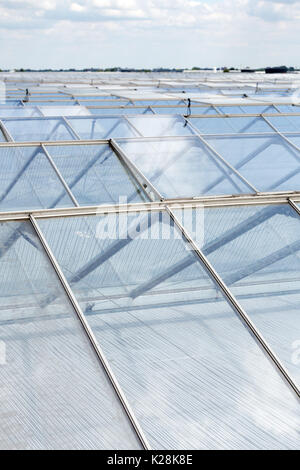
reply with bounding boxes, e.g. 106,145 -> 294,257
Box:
29,214 -> 151,450
0,192 -> 298,223
165,205 -> 300,399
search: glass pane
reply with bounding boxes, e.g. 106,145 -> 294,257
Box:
0,220 -> 141,450
0,107 -> 41,118
267,115 -> 300,133
25,101 -> 76,106
217,106 -> 245,114
40,106 -> 90,117
192,106 -> 219,115
277,105 -> 300,113
183,204 -> 300,387
38,212 -> 300,450
45,144 -> 148,206
153,107 -> 186,115
3,118 -> 76,142
117,136 -> 252,198
127,116 -> 194,137
67,117 -> 138,139
204,134 -> 300,192
190,116 -> 274,134
0,146 -> 74,211
240,105 -> 278,114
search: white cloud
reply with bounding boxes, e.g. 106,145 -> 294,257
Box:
0,0 -> 299,68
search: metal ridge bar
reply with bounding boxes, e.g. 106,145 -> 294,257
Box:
0,192 -> 298,222
5,111 -> 300,121
0,132 -> 294,147
29,214 -> 151,450
165,205 -> 300,399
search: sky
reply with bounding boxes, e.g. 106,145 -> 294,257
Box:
0,0 -> 300,69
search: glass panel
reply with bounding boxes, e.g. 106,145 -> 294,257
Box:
25,101 -> 76,106
40,106 -> 91,117
78,100 -> 128,107
153,107 -> 186,115
183,204 -> 300,388
267,115 -> 300,133
89,108 -> 148,116
0,146 -> 74,211
67,117 -> 138,139
217,106 -> 245,114
3,118 -> 76,142
0,107 -> 41,118
38,212 -> 300,450
0,220 -> 141,450
191,116 -> 274,134
117,136 -> 252,198
45,144 -> 148,206
240,105 -> 278,114
287,134 -> 300,148
277,105 -> 300,113
204,134 -> 300,192
127,116 -> 194,137
191,105 -> 219,115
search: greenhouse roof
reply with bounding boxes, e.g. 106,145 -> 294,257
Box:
0,72 -> 299,450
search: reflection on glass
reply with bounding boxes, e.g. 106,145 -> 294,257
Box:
191,116 -> 274,134
68,117 -> 138,139
205,134 -> 300,192
0,146 -> 74,211
3,118 -> 76,141
45,144 -> 148,206
117,136 -> 253,198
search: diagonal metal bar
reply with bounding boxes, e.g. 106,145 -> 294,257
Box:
41,144 -> 79,207
62,116 -> 81,140
0,119 -> 14,142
